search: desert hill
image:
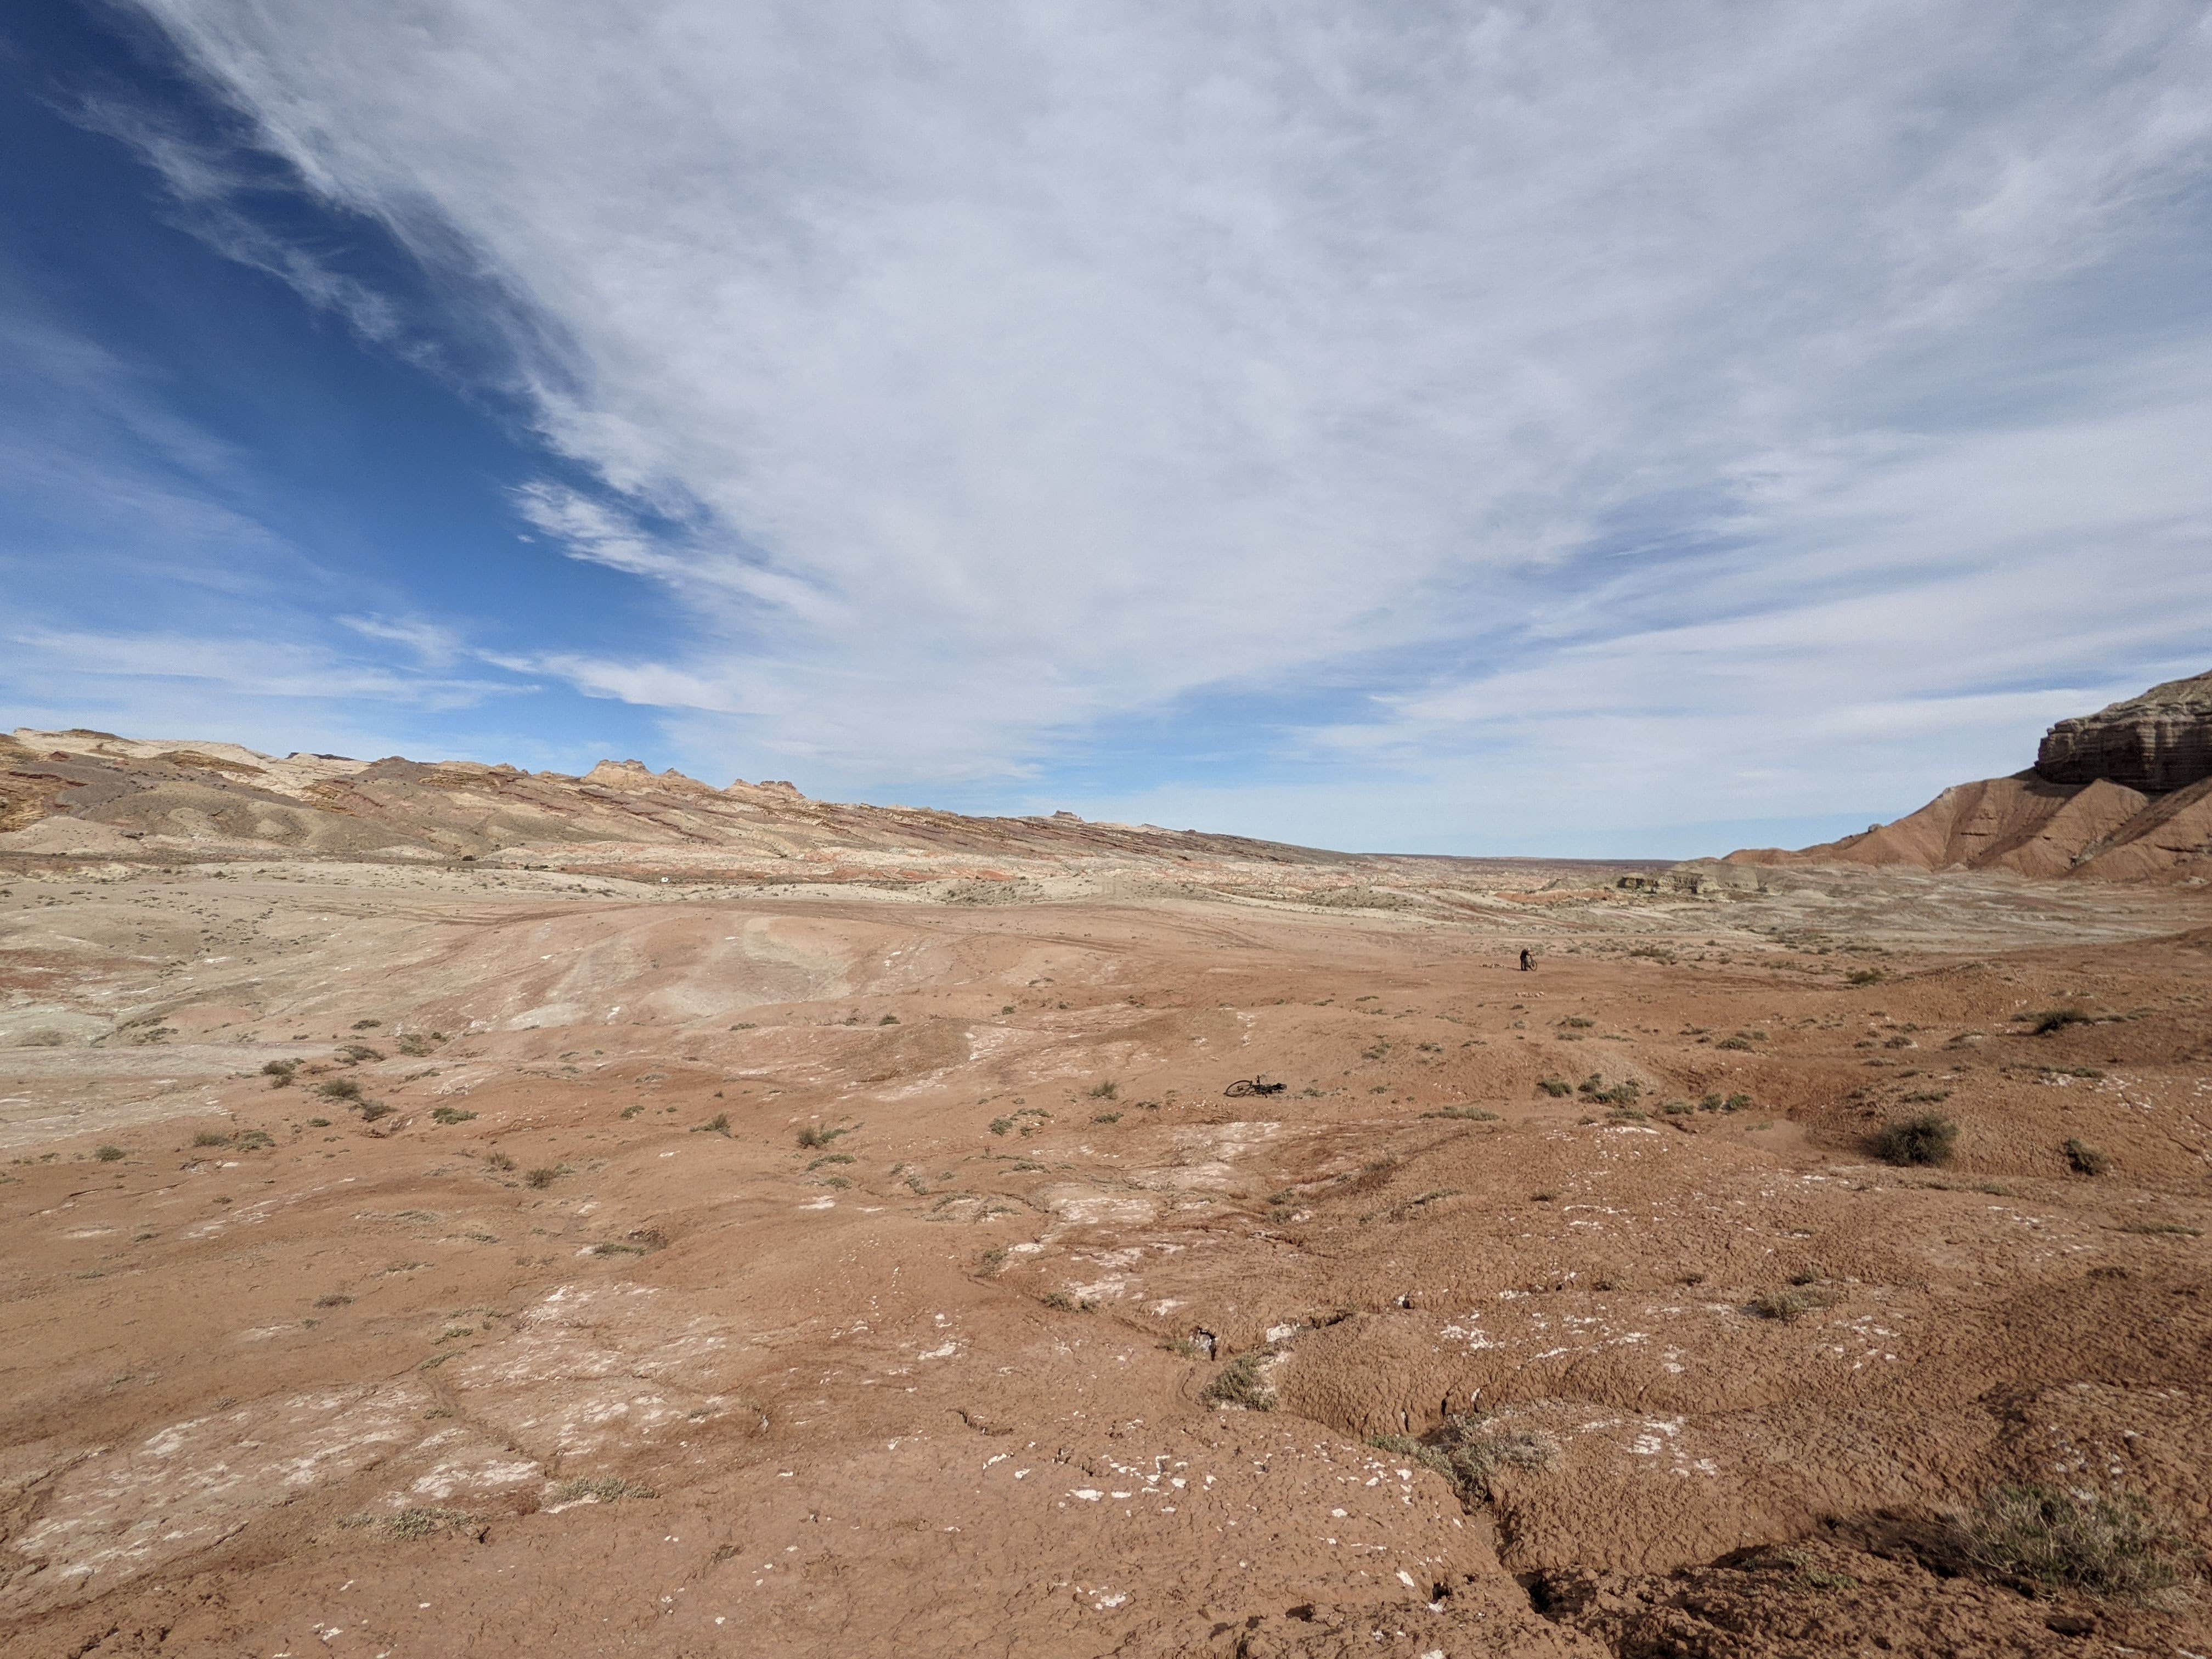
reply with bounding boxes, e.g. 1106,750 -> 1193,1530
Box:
0,727 -> 1352,874
1729,669 -> 2212,882
0,727 -> 1656,907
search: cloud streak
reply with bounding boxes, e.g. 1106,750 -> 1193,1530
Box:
92,1 -> 2212,843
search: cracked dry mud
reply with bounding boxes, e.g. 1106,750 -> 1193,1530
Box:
2,855 -> 2209,1657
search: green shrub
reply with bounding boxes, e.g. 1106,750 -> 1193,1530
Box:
191,1130 -> 229,1148
1875,1111 -> 1958,1166
796,1124 -> 847,1149
95,1144 -> 125,1163
1086,1080 -> 1119,1100
430,1106 -> 476,1125
1536,1078 -> 1572,1098
525,1165 -> 558,1188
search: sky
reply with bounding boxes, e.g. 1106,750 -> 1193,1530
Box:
3,3 -> 2210,858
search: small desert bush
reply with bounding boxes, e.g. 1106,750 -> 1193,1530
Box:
1846,968 -> 1884,986
95,1144 -> 126,1163
878,1013 -> 899,1025
1955,1482 -> 2186,1597
484,1150 -> 517,1172
1093,1111 -> 1121,1124
1201,1353 -> 1277,1412
352,1019 -> 382,1030
1384,1415 -> 1560,1504
338,1043 -> 383,1063
315,1077 -> 362,1102
191,1130 -> 229,1148
698,1112 -> 731,1136
430,1106 -> 476,1126
2063,1138 -> 2111,1176
2029,1007 -> 2091,1036
1536,1077 -> 1572,1098
357,1101 -> 393,1122
1086,1080 -> 1119,1100
343,1505 -> 476,1539
550,1476 -> 656,1504
1369,1432 -> 1452,1477
1875,1111 -> 1958,1166
235,1128 -> 274,1150
1579,1076 -> 1641,1106
1747,1285 -> 1834,1323
796,1124 -> 847,1149
262,1059 -> 297,1086
525,1165 -> 560,1188
1424,1106 -> 1499,1121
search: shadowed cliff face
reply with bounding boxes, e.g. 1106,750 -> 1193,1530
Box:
2038,670 -> 2212,794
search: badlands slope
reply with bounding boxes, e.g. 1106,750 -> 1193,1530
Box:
3,730 -> 2210,1657
1730,670 -> 2212,884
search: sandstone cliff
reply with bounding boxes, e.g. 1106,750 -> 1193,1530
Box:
2036,668 -> 2212,792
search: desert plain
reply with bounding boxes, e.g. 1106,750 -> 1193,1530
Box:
2,729 -> 2210,1658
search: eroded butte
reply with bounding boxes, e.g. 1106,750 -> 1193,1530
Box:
2,736 -> 2210,1656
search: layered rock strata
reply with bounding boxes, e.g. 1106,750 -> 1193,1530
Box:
2036,669 -> 2212,792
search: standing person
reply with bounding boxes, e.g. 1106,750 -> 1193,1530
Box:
1519,947 -> 1534,972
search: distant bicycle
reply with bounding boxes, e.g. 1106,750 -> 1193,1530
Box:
1224,1075 -> 1287,1097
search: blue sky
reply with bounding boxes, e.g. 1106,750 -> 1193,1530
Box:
4,4 -> 2210,858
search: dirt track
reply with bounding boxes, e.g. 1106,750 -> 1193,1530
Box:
3,856 -> 2209,1656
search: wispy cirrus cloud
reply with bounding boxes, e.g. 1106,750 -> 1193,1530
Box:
68,2 -> 2212,846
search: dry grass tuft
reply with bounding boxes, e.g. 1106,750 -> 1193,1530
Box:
1955,1482 -> 2187,1598
1201,1353 -> 1277,1412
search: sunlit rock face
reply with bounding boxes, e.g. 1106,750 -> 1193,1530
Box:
2036,669 -> 2212,793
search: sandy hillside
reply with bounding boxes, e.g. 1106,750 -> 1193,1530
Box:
2,736 -> 2210,1657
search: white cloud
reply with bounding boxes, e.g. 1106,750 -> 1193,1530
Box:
101,1 -> 2212,844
